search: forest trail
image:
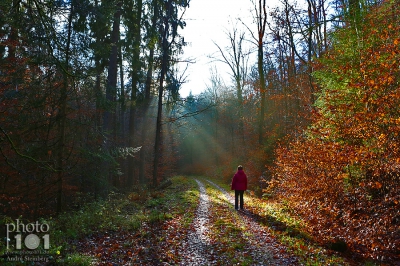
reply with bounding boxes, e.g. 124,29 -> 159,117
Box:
44,176 -> 355,265
180,178 -> 299,265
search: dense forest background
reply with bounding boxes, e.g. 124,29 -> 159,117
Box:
0,0 -> 398,262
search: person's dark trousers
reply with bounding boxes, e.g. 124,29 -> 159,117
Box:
235,190 -> 244,210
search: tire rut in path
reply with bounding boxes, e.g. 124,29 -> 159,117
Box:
179,179 -> 213,265
206,180 -> 299,266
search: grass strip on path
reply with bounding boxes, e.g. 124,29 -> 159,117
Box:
205,179 -> 298,265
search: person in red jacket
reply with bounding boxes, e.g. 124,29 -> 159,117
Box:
231,165 -> 248,210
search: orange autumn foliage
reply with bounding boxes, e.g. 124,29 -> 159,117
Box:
273,1 -> 400,263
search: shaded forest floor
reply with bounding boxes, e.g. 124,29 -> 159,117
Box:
1,176 -> 382,265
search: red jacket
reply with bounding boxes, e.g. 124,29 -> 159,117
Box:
231,170 -> 247,191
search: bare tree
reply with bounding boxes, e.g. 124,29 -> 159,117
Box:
241,0 -> 268,144
212,26 -> 250,144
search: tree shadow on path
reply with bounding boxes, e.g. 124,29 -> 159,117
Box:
206,179 -> 362,266
205,179 -> 300,265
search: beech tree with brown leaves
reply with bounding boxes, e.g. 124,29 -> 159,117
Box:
274,0 -> 400,262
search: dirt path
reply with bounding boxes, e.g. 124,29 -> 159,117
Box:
180,178 -> 298,265
179,179 -> 214,265
206,180 -> 299,265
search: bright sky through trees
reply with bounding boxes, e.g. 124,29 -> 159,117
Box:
179,0 -> 273,97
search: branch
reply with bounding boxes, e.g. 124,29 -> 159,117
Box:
162,103 -> 216,125
210,40 -> 237,78
0,126 -> 58,172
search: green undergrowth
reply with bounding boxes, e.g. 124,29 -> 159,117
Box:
0,176 -> 199,266
55,176 -> 197,235
204,177 -> 351,266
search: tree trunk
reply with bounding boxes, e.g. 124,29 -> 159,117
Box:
139,0 -> 158,185
256,0 -> 267,145
57,4 -> 74,214
153,0 -> 173,188
152,46 -> 167,188
139,43 -> 155,184
104,2 -> 121,135
104,1 -> 121,187
127,0 -> 143,188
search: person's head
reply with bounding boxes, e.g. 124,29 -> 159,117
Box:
237,165 -> 243,171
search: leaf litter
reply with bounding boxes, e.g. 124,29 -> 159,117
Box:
65,177 -> 302,265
